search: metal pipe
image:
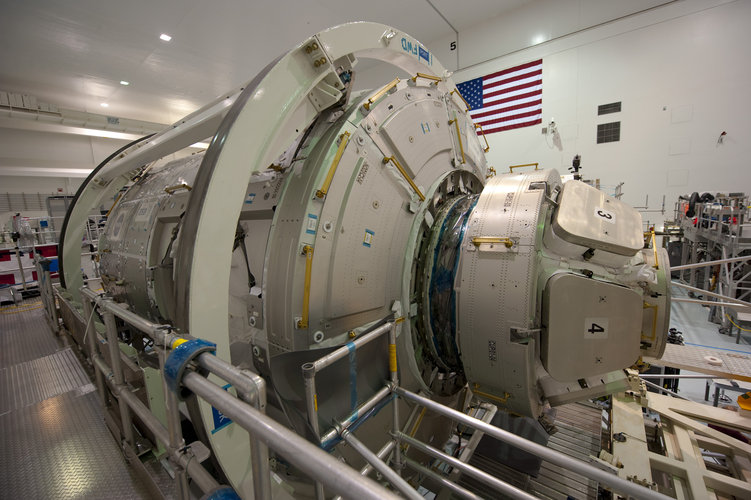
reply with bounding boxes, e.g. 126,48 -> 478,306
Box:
81,287 -> 182,347
362,440 -> 396,477
641,379 -> 690,400
639,374 -> 724,380
404,458 -> 482,500
159,349 -> 190,499
182,372 -> 401,500
91,355 -> 220,493
101,309 -> 137,449
341,430 -> 422,500
671,281 -> 751,307
672,298 -> 751,309
671,255 -> 751,271
82,296 -> 107,406
312,322 -> 392,372
388,323 -> 402,474
394,432 -> 537,500
320,385 -> 391,446
195,354 -> 263,408
393,387 -> 673,500
302,363 -> 321,438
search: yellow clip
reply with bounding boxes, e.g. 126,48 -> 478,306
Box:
164,183 -> 192,194
642,302 -> 658,342
383,156 -> 425,201
411,72 -> 442,83
475,123 -> 490,152
509,163 -> 539,173
449,116 -> 466,164
472,236 -> 513,248
450,88 -> 471,112
316,131 -> 351,198
363,78 -> 400,111
297,245 -> 314,329
171,338 -> 188,349
389,344 -> 397,373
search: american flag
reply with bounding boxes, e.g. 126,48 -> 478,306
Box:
456,59 -> 542,135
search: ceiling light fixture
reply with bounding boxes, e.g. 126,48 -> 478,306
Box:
100,103 -> 109,108
159,33 -> 172,42
120,80 -> 130,86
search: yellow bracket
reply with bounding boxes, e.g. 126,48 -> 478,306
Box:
473,384 -> 511,404
450,88 -> 471,112
382,156 -> 425,201
411,72 -> 442,84
363,78 -> 400,111
164,183 -> 193,194
651,230 -> 659,269
315,131 -> 351,198
472,236 -> 513,248
475,123 -> 490,152
297,245 -> 314,329
508,163 -> 538,173
642,302 -> 658,342
449,116 -> 466,164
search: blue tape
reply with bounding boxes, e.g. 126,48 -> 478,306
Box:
203,486 -> 241,500
684,342 -> 751,355
347,342 -> 357,411
163,338 -> 216,395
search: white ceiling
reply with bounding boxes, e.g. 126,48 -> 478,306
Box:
0,0 -> 532,124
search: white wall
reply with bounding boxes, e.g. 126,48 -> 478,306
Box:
0,127 -> 130,194
452,0 -> 750,228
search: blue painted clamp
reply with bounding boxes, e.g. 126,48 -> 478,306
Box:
200,485 -> 241,500
164,338 -> 216,397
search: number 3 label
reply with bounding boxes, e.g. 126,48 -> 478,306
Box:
584,318 -> 609,339
594,207 -> 616,224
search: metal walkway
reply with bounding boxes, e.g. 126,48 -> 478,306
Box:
0,298 -> 162,499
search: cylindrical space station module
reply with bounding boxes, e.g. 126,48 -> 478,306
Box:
59,22 -> 670,497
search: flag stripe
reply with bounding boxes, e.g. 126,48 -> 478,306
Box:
470,98 -> 542,120
484,59 -> 542,81
484,68 -> 542,90
479,117 -> 542,134
484,80 -> 541,101
481,89 -> 542,109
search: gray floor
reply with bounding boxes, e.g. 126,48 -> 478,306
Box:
0,298 -> 158,499
667,285 -> 751,407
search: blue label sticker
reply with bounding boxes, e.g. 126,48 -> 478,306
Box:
211,384 -> 233,434
245,193 -> 256,204
306,213 -> 318,235
419,46 -> 430,63
363,229 -> 374,248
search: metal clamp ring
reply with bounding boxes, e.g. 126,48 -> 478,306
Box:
164,338 -> 216,398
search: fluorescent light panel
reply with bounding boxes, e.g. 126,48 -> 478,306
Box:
160,33 -> 172,42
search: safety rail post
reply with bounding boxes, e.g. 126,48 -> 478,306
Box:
182,372 -> 401,500
81,293 -> 107,406
101,308 -> 137,451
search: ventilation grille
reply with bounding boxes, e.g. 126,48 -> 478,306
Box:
597,122 -> 621,144
598,102 -> 621,115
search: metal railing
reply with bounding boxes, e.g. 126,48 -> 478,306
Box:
57,284 -> 680,500
75,285 -> 399,500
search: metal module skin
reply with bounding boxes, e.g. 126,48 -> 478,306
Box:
59,22 -> 670,498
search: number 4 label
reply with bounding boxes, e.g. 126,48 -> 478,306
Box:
584,318 -> 609,339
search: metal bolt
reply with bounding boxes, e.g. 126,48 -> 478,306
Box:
348,331 -> 357,339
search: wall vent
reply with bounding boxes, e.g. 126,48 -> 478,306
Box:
597,122 -> 620,144
598,102 -> 621,115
